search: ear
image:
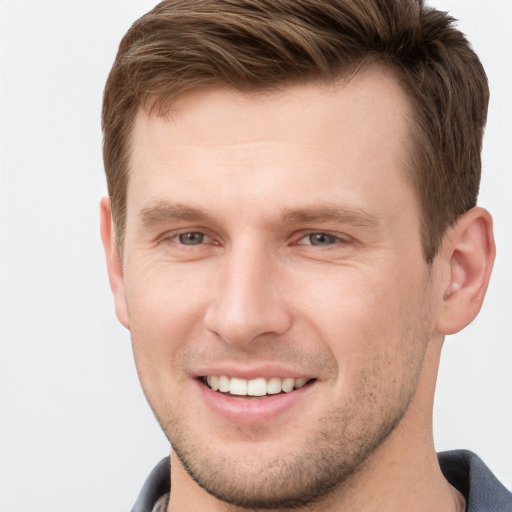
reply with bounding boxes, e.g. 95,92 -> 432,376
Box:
100,197 -> 130,329
435,207 -> 495,335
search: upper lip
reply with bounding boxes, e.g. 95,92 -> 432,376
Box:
193,364 -> 314,381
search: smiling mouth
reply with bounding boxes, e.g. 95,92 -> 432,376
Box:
200,375 -> 314,398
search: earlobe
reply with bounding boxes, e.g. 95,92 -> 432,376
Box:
100,197 -> 130,329
435,207 -> 495,335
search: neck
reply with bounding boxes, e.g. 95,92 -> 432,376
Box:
301,419 -> 464,512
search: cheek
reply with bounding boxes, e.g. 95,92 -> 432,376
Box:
126,256 -> 209,327
124,262 -> 210,386
300,264 -> 430,380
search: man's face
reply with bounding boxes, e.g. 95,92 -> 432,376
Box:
118,67 -> 439,508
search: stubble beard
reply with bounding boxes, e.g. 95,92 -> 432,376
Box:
156,359 -> 425,511
144,280 -> 434,510
172,412 -> 403,510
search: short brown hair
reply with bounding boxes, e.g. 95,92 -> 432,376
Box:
102,0 -> 489,262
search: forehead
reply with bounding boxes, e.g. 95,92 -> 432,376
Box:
126,65 -> 416,226
133,64 -> 411,153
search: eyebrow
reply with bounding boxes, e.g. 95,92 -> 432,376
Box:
281,206 -> 380,228
139,202 -> 380,229
140,203 -> 211,226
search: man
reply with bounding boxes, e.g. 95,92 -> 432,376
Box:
100,0 -> 512,511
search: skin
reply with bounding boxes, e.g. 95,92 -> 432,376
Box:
101,65 -> 495,511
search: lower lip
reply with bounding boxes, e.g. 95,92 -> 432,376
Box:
196,379 -> 314,425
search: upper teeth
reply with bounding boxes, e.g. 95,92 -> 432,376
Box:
206,376 -> 309,396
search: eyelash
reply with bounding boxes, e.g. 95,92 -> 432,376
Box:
162,230 -> 213,247
160,230 -> 350,249
297,232 -> 349,247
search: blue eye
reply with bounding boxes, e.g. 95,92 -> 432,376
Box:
176,232 -> 206,245
308,233 -> 339,246
298,233 -> 344,247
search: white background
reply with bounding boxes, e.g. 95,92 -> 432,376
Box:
0,1 -> 510,511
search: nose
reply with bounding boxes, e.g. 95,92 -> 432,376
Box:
204,243 -> 293,347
